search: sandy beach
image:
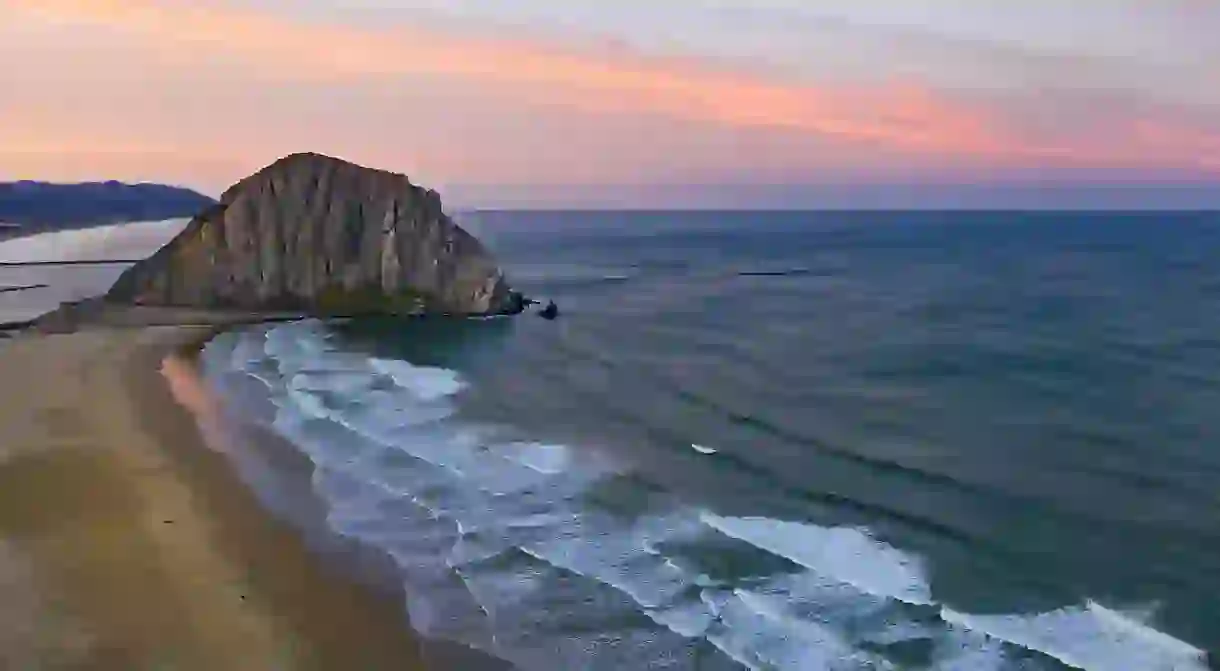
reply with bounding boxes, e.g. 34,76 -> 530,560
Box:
0,326 -> 428,670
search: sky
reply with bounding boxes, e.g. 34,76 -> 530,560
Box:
2,0 -> 1219,208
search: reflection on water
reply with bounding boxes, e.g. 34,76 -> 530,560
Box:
0,219 -> 187,322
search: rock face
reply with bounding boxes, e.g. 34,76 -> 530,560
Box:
106,153 -> 516,316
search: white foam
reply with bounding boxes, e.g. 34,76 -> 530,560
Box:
369,358 -> 465,400
227,328 -> 273,370
701,513 -> 934,605
262,337 -> 310,368
289,371 -> 375,396
942,601 -> 1210,671
243,371 -> 278,393
284,387 -> 331,421
271,407 -> 377,471
645,599 -> 717,638
707,588 -> 891,671
496,442 -> 572,474
347,393 -> 456,432
691,443 -> 718,455
737,570 -> 894,636
519,512 -> 704,610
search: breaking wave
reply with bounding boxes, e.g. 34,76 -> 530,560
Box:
202,320 -> 1211,671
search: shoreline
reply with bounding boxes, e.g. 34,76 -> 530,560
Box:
164,327 -> 512,670
0,326 -> 431,669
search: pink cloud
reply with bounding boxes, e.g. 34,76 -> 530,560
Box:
3,0 -> 1218,191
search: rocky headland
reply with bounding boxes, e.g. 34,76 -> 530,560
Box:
19,153 -> 525,332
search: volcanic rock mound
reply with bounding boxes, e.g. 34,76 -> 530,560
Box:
106,153 -> 515,316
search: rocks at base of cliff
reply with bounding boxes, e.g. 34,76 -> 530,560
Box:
105,153 -> 516,317
501,291 -> 536,316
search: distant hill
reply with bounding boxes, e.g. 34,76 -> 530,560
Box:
0,181 -> 215,235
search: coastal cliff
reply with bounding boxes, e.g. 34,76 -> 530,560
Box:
105,153 -> 516,316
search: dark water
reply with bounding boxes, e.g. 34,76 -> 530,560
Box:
203,211 -> 1219,670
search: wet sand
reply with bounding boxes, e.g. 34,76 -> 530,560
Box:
0,326 -> 428,670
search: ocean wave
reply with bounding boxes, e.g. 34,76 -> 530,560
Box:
941,601 -> 1210,671
700,513 -> 933,606
204,322 -> 1211,671
368,358 -> 465,401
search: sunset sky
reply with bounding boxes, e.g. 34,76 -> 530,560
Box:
3,1 -> 1219,207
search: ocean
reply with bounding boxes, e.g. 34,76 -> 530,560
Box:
198,211 -> 1219,670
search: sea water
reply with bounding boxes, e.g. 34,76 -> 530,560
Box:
201,211 -> 1219,670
